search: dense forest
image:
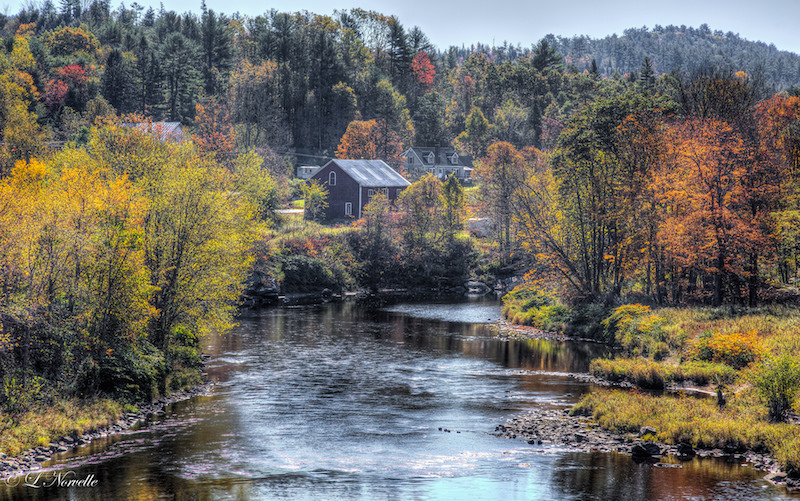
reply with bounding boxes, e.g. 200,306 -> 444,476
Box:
2,1 -> 800,425
2,2 -> 800,170
470,25 -> 800,90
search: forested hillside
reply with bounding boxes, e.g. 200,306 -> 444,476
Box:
471,24 -> 800,89
2,3 -> 799,172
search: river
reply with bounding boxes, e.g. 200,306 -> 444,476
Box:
0,298 -> 792,500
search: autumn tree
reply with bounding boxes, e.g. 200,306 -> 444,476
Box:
659,70 -> 778,305
194,98 -> 236,166
442,174 -> 466,236
0,29 -> 44,170
231,151 -> 281,223
302,179 -> 329,222
756,95 -> 800,282
396,173 -> 471,286
336,119 -> 380,159
550,93 -> 672,300
350,192 -> 398,293
411,52 -> 435,91
477,141 -> 525,259
140,146 -> 256,349
398,173 -> 445,247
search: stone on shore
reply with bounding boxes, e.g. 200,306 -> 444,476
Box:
631,442 -> 662,458
638,426 -> 657,438
676,442 -> 696,458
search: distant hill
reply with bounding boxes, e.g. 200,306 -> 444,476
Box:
551,24 -> 800,90
447,24 -> 800,91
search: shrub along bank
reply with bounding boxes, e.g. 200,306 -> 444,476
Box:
502,284 -> 800,473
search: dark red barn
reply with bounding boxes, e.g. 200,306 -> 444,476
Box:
310,159 -> 411,220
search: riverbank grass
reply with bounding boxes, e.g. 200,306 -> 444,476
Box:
573,388 -> 800,473
564,303 -> 800,473
0,398 -> 127,456
502,284 -> 800,472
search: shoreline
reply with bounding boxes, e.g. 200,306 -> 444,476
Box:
0,383 -> 213,481
493,405 -> 795,487
492,320 -> 798,490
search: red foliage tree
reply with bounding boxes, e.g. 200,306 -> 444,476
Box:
44,79 -> 68,112
55,64 -> 88,86
411,52 -> 435,90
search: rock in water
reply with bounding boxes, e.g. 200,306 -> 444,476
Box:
676,442 -> 696,458
631,442 -> 662,457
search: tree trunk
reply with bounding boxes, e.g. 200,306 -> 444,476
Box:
748,252 -> 758,307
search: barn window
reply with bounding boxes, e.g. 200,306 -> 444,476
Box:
368,189 -> 374,197
345,202 -> 352,216
329,172 -> 336,186
382,188 -> 389,195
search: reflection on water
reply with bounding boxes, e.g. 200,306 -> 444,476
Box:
0,299 -> 792,500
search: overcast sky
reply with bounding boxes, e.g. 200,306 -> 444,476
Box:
4,0 -> 800,55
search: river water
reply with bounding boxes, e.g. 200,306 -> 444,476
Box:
0,298 -> 793,500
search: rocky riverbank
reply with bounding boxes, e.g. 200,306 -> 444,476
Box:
494,407 -> 795,487
491,321 -> 800,490
493,391 -> 798,490
0,384 -> 212,481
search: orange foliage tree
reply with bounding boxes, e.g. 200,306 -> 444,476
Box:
655,118 -> 776,306
755,95 -> 800,282
194,98 -> 237,166
335,119 -> 405,163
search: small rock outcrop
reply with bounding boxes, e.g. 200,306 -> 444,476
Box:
631,442 -> 662,458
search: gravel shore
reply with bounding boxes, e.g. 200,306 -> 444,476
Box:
494,406 -> 796,488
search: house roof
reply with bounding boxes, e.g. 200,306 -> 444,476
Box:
324,159 -> 410,188
402,147 -> 474,168
120,122 -> 184,142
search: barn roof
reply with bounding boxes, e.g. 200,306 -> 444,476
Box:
325,159 -> 410,187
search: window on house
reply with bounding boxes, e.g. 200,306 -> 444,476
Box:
408,157 -> 414,164
450,153 -> 459,165
382,188 -> 388,196
345,202 -> 352,216
368,189 -> 374,197
329,172 -> 336,186
426,152 -> 435,164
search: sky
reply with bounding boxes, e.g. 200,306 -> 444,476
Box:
3,0 -> 800,55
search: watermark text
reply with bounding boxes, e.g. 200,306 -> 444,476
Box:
5,471 -> 98,488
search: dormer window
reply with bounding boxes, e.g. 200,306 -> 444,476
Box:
450,153 -> 459,165
426,152 -> 435,164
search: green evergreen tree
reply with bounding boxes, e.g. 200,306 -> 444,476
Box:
413,91 -> 447,147
531,39 -> 563,72
159,32 -> 201,122
639,56 -> 655,92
